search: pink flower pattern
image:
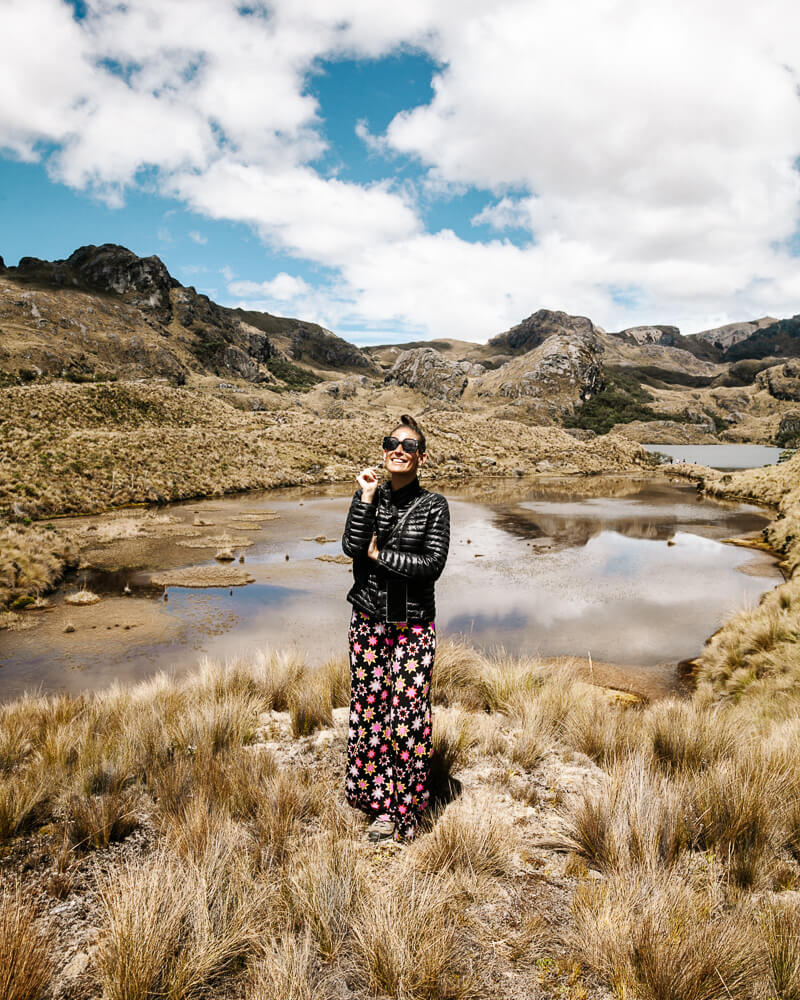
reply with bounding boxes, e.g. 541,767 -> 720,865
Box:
345,610 -> 435,841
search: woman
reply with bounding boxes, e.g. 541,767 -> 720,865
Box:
341,414 -> 450,842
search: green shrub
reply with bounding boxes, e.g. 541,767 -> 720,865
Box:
564,370 -> 673,435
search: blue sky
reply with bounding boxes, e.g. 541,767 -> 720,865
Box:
1,0 -> 799,344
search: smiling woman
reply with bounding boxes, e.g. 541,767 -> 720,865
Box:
341,414 -> 450,843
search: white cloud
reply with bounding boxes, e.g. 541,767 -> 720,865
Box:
188,231 -> 208,245
1,0 -> 799,339
229,273 -> 312,302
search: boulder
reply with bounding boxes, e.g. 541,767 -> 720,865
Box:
385,348 -> 484,401
614,325 -> 681,347
777,412 -> 800,448
756,358 -> 800,402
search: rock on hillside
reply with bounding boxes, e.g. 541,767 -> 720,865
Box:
756,358 -> 800,402
611,325 -> 680,346
725,315 -> 800,361
470,325 -> 603,417
689,317 -> 777,351
385,348 -> 485,401
7,244 -> 178,324
233,308 -> 379,374
0,244 -> 376,388
487,309 -> 596,355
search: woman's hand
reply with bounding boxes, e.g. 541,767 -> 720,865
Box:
367,533 -> 380,561
357,466 -> 380,503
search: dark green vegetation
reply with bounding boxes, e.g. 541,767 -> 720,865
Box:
265,356 -> 322,391
564,369 -> 673,435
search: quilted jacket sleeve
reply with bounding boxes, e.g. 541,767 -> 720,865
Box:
377,494 -> 450,581
342,489 -> 378,557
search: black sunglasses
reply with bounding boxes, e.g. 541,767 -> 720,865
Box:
382,436 -> 420,454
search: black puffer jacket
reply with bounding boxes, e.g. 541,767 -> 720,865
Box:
342,478 -> 450,623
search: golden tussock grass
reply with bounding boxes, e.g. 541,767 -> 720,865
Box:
286,834 -> 363,960
245,933 -> 320,1000
0,522 -> 77,610
289,670 -> 334,737
562,753 -> 690,873
408,801 -> 516,880
759,899 -> 800,1000
349,873 -> 478,1000
0,880 -> 56,1000
570,871 -> 758,1000
95,837 -> 266,1000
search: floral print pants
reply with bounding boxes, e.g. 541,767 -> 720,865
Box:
345,610 -> 436,840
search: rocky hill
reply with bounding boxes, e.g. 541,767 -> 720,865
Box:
2,245 -> 799,447
0,245 -> 376,389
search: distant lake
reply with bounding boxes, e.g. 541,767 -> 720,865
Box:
642,443 -> 785,470
0,476 -> 781,701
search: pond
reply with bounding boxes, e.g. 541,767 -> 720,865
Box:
641,443 -> 786,469
0,475 -> 782,701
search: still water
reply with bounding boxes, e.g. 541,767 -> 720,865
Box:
641,443 -> 785,469
0,476 -> 781,700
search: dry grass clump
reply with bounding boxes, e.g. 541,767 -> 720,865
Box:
253,766 -> 327,867
286,835 -> 363,959
246,934 -> 320,1000
96,839 -> 264,1000
169,689 -> 262,756
688,752 -> 787,889
350,874 -> 477,1000
319,653 -> 350,709
65,782 -> 140,851
695,578 -> 800,700
0,768 -> 54,840
646,698 -> 739,773
289,670 -> 334,737
563,693 -> 644,765
251,647 -> 307,712
0,880 -> 56,1000
430,637 -> 490,710
571,872 -> 757,1000
428,709 -> 478,806
0,521 -> 77,609
409,801 -> 516,879
563,754 -> 690,873
64,587 -> 101,605
760,899 -> 800,1000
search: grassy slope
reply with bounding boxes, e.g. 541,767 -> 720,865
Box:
670,453 -> 800,702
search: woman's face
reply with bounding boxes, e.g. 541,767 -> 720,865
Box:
383,427 -> 425,477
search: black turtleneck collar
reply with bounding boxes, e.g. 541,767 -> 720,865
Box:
387,477 -> 422,507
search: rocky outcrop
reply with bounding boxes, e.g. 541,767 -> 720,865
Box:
690,317 -> 777,351
385,348 -> 485,401
777,412 -> 800,448
473,326 -> 603,415
488,309 -> 596,355
12,244 -> 178,325
289,325 -> 378,373
757,359 -> 800,402
613,325 -> 680,347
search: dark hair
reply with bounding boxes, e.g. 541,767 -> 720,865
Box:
391,414 -> 426,453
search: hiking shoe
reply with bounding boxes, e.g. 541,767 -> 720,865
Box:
367,819 -> 395,841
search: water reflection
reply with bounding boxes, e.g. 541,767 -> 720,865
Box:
0,476 -> 781,699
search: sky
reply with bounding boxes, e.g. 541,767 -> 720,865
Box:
1,0 -> 799,345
